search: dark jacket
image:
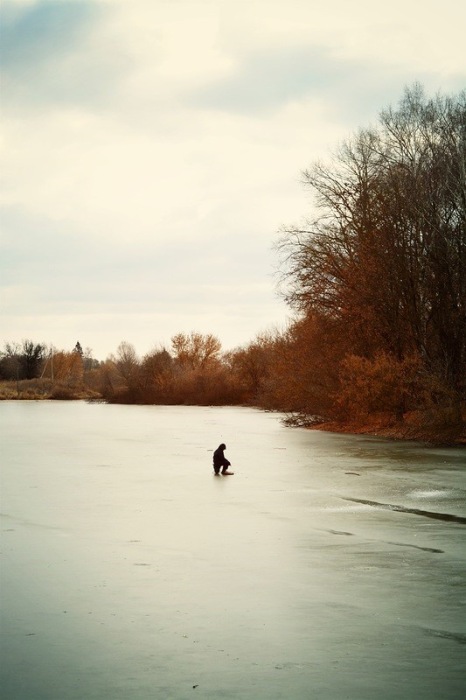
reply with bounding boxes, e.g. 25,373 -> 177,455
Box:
213,443 -> 230,469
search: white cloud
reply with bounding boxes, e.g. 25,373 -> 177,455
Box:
1,0 -> 465,359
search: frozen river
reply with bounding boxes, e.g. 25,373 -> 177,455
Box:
1,401 -> 465,699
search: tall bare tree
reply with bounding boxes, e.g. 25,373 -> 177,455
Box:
277,85 -> 465,425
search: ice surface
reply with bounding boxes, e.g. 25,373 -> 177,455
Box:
1,402 -> 465,699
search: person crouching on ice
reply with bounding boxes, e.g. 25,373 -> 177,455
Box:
213,443 -> 232,475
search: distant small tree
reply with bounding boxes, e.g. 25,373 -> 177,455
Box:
49,351 -> 83,386
0,343 -> 21,380
171,332 -> 222,370
20,340 -> 46,379
227,331 -> 277,402
140,348 -> 174,400
115,341 -> 139,386
82,347 -> 100,371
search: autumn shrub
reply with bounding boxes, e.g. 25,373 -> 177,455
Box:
226,333 -> 277,404
0,378 -> 53,400
0,382 -> 18,399
49,384 -> 78,400
167,367 -> 245,405
256,315 -> 345,419
336,352 -> 422,423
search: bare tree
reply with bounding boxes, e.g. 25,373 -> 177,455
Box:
115,341 -> 139,384
171,332 -> 222,370
277,85 -> 465,417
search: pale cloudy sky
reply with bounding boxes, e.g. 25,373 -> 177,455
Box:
1,0 -> 465,360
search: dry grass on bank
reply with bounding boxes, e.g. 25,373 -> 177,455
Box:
0,379 -> 102,401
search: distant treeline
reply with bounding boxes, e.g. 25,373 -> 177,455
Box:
1,85 -> 465,442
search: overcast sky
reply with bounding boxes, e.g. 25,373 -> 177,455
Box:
1,0 -> 465,360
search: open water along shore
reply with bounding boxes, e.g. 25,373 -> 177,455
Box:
1,401 -> 465,699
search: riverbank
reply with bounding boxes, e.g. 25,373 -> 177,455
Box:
309,416 -> 466,446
